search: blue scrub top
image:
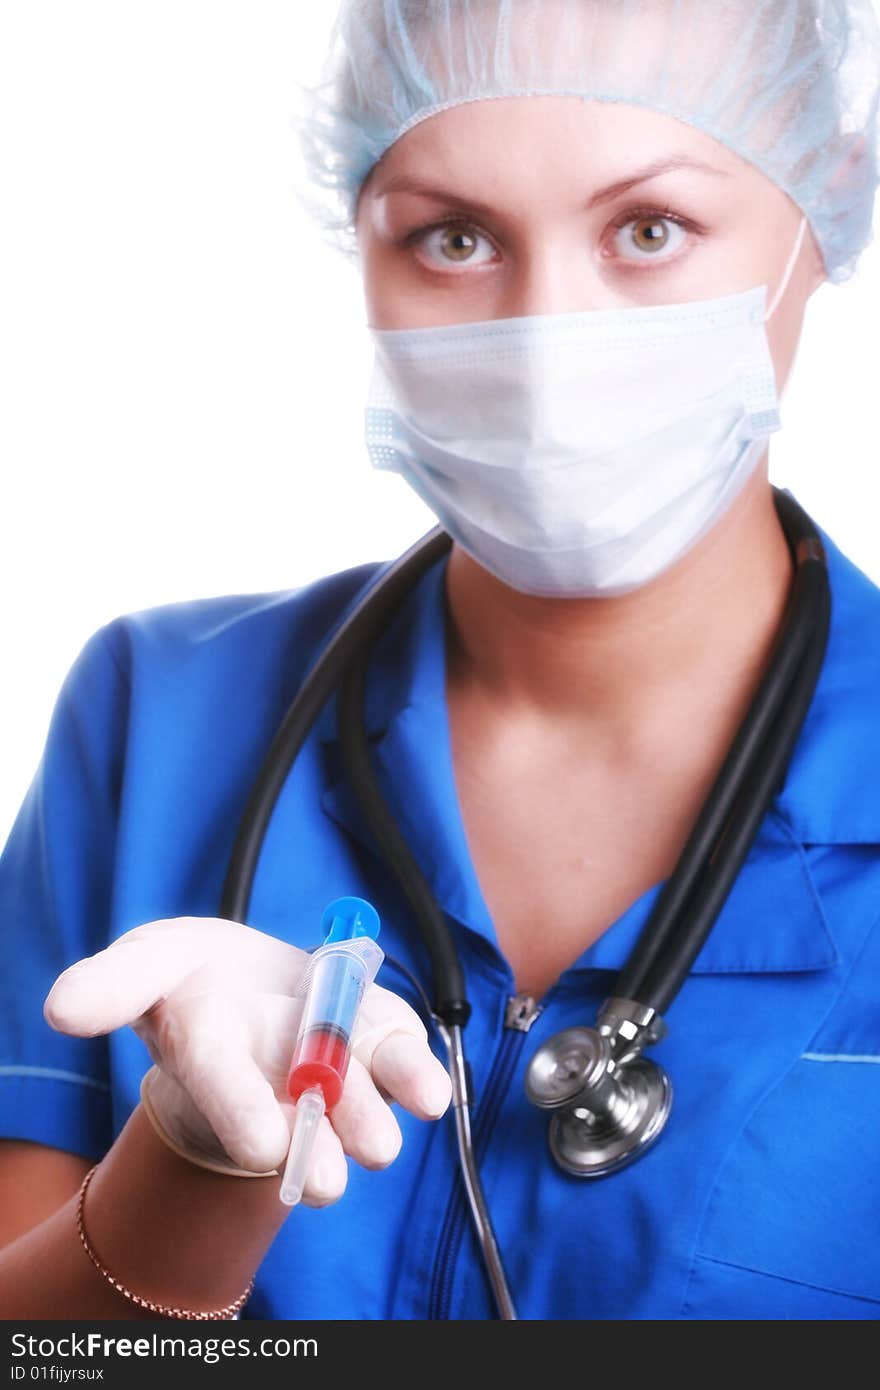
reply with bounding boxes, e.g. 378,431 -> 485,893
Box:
2,504 -> 880,1321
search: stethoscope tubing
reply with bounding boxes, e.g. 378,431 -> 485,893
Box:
336,609 -> 519,1318
219,525 -> 452,926
434,1020 -> 518,1321
634,565 -> 831,1011
336,639 -> 474,1023
617,506 -> 830,1009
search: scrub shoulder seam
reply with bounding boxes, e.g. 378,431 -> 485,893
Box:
0,1065 -> 112,1093
97,624 -> 133,693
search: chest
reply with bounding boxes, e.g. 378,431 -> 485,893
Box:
445,690 -> 717,999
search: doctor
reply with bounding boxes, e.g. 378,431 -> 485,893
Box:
1,0 -> 880,1320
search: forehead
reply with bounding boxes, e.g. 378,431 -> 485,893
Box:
370,95 -> 750,196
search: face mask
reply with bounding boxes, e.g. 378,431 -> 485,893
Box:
363,216 -> 808,598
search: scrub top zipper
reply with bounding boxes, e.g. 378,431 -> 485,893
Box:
427,991 -> 543,1320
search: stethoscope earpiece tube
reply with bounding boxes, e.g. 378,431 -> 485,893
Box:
614,488 -> 830,1011
638,553 -> 830,1013
219,525 -> 452,924
337,641 -> 470,1027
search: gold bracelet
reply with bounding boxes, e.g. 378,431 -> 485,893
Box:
76,1164 -> 255,1320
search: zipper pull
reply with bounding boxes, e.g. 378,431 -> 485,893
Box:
505,992 -> 542,1032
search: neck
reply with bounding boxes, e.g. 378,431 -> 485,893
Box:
443,464 -> 795,757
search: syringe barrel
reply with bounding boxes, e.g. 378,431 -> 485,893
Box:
287,937 -> 384,1107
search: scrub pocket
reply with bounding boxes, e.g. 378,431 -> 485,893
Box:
682,1052 -> 880,1319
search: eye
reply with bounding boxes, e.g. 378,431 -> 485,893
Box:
610,208 -> 692,264
408,220 -> 497,270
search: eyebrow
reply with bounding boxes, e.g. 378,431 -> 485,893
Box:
377,155 -> 731,215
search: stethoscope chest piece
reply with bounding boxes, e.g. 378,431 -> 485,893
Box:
525,1007 -> 673,1178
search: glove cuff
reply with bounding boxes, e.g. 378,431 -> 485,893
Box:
139,1067 -> 280,1180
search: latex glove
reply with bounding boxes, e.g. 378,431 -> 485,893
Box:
43,916 -> 452,1207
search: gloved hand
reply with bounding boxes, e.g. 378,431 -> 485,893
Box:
43,916 -> 452,1207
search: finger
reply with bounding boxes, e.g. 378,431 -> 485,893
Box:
238,998 -> 404,1167
294,1110 -> 349,1209
154,996 -> 292,1174
236,999 -> 403,1173
350,983 -> 452,1119
370,1031 -> 452,1120
43,917 -> 310,1038
352,981 -> 430,1062
205,993 -> 304,1087
326,1054 -> 403,1170
236,992 -> 447,1127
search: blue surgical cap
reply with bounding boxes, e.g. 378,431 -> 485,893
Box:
294,0 -> 880,284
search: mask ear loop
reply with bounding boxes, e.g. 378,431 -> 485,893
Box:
764,215 -> 809,322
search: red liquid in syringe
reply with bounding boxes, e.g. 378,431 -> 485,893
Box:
287,1025 -> 350,1108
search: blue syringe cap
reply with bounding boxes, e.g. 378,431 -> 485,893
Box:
321,896 -> 381,944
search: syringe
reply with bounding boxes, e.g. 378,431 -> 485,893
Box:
280,896 -> 384,1207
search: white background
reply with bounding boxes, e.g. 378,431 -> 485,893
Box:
1,2 -> 878,849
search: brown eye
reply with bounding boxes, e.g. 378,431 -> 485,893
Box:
439,226 -> 479,261
612,213 -> 687,263
630,217 -> 670,252
414,222 -> 496,270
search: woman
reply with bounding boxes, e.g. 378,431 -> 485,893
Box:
1,0 -> 879,1321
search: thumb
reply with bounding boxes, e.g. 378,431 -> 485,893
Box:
44,929 -> 187,1037
43,916 -> 306,1038
44,939 -> 168,1039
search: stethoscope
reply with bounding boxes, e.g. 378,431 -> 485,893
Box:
219,485 -> 830,1321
